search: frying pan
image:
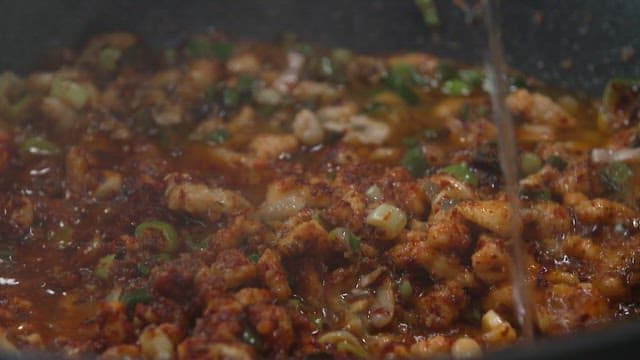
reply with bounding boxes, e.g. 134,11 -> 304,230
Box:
1,0 -> 639,358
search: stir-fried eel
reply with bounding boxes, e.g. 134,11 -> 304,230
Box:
0,32 -> 639,359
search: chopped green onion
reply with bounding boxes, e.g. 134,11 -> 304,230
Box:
435,63 -> 457,82
365,184 -> 383,201
520,152 -> 543,176
439,163 -> 479,186
402,137 -> 420,147
509,75 -> 529,90
366,204 -> 408,239
391,85 -> 418,105
222,88 -> 241,108
602,161 -> 633,193
347,232 -> 361,252
319,57 -> 335,78
415,0 -> 440,27
210,42 -> 233,61
134,220 -> 179,253
20,137 -> 60,156
206,129 -> 230,144
400,145 -> 428,178
185,38 -> 233,60
98,47 -> 122,71
208,78 -> 252,109
237,75 -> 256,93
328,227 -> 361,253
389,64 -> 426,87
436,66 -> 484,96
186,38 -> 212,57
384,63 -> 424,105
468,307 -> 483,323
50,79 -> 90,109
120,288 -> 152,309
136,263 -> 150,277
546,155 -> 567,171
249,253 -> 260,263
95,254 -> 116,280
458,69 -> 485,88
398,279 -> 413,300
242,326 -> 263,349
441,79 -> 472,96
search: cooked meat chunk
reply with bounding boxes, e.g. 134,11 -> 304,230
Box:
507,89 -> 577,128
165,173 -> 252,221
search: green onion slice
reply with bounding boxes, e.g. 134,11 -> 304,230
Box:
439,163 -> 479,186
135,220 -> 179,253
